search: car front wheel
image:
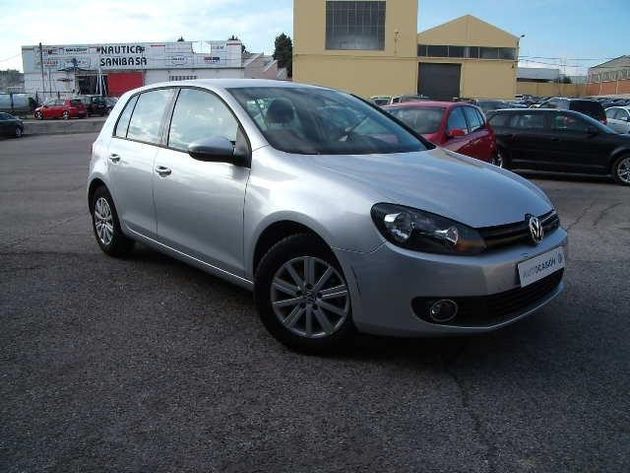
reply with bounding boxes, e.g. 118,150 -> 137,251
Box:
14,127 -> 23,138
612,155 -> 630,186
34,111 -> 43,120
91,187 -> 135,257
62,111 -> 70,120
254,234 -> 355,354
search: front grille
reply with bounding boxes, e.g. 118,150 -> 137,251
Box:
479,210 -> 560,250
411,270 -> 563,327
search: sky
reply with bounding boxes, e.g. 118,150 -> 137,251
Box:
0,0 -> 628,75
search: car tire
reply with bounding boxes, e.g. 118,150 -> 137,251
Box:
34,111 -> 43,120
254,233 -> 355,354
62,111 -> 70,120
612,155 -> 630,186
14,127 -> 23,138
90,186 -> 135,257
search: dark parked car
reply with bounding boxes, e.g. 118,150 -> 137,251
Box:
82,96 -> 108,116
487,109 -> 630,185
536,98 -> 607,124
0,112 -> 24,138
385,100 -> 497,164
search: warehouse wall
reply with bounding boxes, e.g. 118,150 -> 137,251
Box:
293,0 -> 419,97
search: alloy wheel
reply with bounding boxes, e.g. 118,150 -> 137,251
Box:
270,256 -> 350,339
617,157 -> 630,184
93,197 -> 114,246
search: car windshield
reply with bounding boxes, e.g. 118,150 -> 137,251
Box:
387,107 -> 444,134
229,87 -> 428,155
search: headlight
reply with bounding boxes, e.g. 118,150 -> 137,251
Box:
371,203 -> 486,255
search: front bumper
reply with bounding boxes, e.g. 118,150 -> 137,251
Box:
337,227 -> 568,336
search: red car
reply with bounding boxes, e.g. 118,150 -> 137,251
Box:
385,101 -> 499,165
34,99 -> 87,120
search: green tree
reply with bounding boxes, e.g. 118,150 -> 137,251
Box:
273,33 -> 293,78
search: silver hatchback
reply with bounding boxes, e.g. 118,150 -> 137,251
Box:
88,79 -> 567,353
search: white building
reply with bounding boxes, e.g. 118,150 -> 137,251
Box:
21,39 -> 285,99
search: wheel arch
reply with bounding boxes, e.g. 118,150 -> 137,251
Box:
251,220 -> 332,277
87,178 -> 108,211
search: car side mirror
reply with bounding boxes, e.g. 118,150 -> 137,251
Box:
448,128 -> 466,138
187,136 -> 249,166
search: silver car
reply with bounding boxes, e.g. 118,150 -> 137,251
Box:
88,79 -> 567,353
605,106 -> 630,134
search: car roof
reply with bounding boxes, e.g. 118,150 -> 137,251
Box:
132,78 -> 329,94
385,100 -> 462,109
606,105 -> 630,111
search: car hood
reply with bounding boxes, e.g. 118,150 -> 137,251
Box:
303,147 -> 553,228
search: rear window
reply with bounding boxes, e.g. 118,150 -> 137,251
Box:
569,100 -> 605,121
387,107 -> 445,134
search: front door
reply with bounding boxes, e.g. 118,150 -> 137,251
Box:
153,88 -> 250,276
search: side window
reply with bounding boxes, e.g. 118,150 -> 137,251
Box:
488,113 -> 511,128
551,113 -> 589,132
620,109 -> 630,121
463,106 -> 484,132
114,95 -> 139,139
447,107 -> 468,134
605,108 -> 618,120
168,89 -> 239,152
509,113 -> 546,130
127,89 -> 174,144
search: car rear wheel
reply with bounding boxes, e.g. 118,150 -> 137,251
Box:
91,187 -> 135,257
62,111 -> 70,120
254,234 -> 355,354
612,155 -> 630,186
34,111 -> 43,120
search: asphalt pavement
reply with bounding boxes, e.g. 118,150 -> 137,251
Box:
1,133 -> 629,472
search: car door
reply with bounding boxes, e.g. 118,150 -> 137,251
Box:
107,89 -> 175,238
152,87 -> 251,276
503,112 -> 555,170
0,112 -> 8,135
461,106 -> 493,162
547,112 -> 611,173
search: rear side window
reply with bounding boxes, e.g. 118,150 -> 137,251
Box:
605,108 -> 618,119
127,89 -> 174,144
114,95 -> 139,138
488,113 -> 511,128
447,107 -> 468,133
168,88 -> 239,151
509,113 -> 546,130
463,106 -> 484,132
551,113 -> 589,132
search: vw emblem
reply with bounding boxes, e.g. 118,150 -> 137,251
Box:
527,215 -> 544,244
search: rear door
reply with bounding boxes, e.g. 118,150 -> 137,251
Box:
153,87 -> 251,276
461,106 -> 494,162
107,88 -> 175,238
505,112 -> 555,170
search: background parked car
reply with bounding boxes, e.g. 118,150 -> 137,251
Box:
81,96 -> 108,116
487,108 -> 630,185
0,112 -> 24,138
34,99 -> 87,120
536,97 -> 607,124
385,101 -> 497,164
605,107 -> 630,134
105,97 -> 118,114
370,96 -> 391,106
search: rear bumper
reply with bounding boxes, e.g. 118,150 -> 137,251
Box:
337,228 -> 568,337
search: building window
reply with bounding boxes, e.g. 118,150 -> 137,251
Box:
168,75 -> 198,81
325,1 -> 386,51
417,44 -> 516,60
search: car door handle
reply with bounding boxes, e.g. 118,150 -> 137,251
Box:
109,153 -> 121,163
155,165 -> 172,177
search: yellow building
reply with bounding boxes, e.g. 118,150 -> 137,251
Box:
293,2 -> 520,100
293,0 -> 419,97
417,15 -> 519,100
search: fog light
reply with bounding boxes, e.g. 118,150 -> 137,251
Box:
429,299 -> 458,323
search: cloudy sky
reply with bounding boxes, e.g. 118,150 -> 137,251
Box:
1,0 -> 628,74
